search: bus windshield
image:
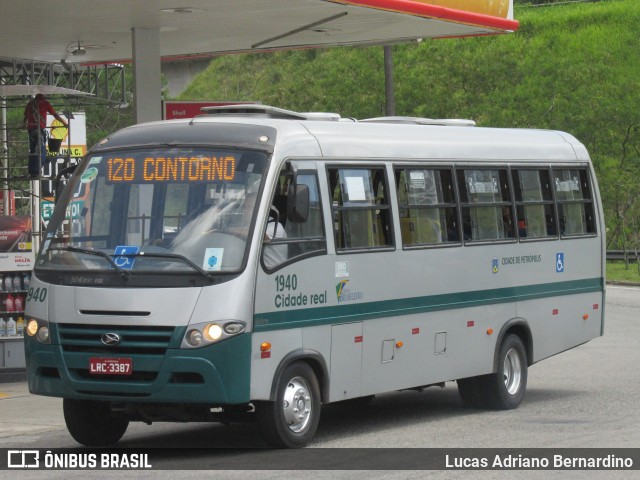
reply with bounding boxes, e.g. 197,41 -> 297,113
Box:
37,147 -> 269,279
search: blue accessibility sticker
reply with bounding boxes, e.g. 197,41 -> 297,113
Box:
113,245 -> 140,270
556,252 -> 565,273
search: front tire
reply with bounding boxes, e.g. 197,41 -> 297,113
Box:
256,362 -> 321,448
63,399 -> 129,446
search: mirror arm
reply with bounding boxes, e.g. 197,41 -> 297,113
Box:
53,164 -> 78,204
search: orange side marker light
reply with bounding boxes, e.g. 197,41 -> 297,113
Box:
260,342 -> 272,358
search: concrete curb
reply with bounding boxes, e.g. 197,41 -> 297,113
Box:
607,281 -> 640,288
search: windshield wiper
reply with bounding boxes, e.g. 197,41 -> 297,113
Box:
48,246 -> 130,279
132,251 -> 217,280
47,247 -> 219,281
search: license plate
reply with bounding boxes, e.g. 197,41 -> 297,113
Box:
89,357 -> 132,376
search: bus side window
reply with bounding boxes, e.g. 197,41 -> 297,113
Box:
552,168 -> 596,236
395,167 -> 459,247
262,170 -> 326,270
457,168 -> 514,242
329,166 -> 393,250
512,169 -> 556,239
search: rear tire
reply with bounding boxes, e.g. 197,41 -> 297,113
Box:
458,334 -> 528,410
483,334 -> 528,409
63,398 -> 129,446
256,362 -> 321,448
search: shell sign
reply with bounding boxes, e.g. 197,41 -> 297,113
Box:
47,111 -> 87,157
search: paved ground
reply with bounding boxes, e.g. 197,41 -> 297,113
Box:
1,285 -> 638,479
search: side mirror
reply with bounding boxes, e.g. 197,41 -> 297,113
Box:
53,164 -> 77,204
287,183 -> 309,223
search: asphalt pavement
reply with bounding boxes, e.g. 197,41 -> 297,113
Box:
1,285 -> 638,479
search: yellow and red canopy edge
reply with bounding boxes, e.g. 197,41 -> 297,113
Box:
331,0 -> 519,33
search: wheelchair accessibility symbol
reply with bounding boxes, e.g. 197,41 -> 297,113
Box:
556,252 -> 565,273
113,245 -> 139,270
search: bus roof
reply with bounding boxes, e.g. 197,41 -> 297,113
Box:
92,108 -> 589,163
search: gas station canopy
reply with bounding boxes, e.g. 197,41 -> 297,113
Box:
0,85 -> 93,98
0,0 -> 517,65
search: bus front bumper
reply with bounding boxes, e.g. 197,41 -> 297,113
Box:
25,332 -> 251,405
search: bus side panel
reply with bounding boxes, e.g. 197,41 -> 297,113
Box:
249,327 -> 303,400
520,291 -> 604,364
329,322 -> 363,402
515,236 -> 604,362
252,256 -> 335,400
359,303 -> 515,396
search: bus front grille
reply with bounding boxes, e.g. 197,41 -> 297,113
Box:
57,323 -> 176,356
57,324 -> 178,391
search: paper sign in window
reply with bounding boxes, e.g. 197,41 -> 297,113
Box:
345,176 -> 366,201
203,248 -> 224,271
409,170 -> 426,189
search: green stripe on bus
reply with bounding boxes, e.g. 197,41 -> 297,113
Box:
253,277 -> 603,332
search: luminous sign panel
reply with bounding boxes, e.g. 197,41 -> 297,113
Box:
105,156 -> 237,183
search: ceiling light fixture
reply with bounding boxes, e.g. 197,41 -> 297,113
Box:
66,41 -> 86,56
65,40 -> 111,58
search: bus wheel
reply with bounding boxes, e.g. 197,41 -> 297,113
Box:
63,398 -> 129,446
483,334 -> 528,410
256,362 -> 321,448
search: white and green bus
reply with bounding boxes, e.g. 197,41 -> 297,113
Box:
25,105 -> 605,448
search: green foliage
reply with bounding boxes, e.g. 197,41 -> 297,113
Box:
84,65 -> 139,148
607,261 -> 640,282
180,0 -> 639,250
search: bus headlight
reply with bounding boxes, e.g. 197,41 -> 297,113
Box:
204,324 -> 223,341
26,318 -> 51,344
224,322 -> 245,335
186,329 -> 203,347
27,319 -> 39,336
181,321 -> 246,349
37,326 -> 50,343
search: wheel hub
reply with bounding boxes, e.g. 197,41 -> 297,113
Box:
503,347 -> 522,395
282,376 -> 312,433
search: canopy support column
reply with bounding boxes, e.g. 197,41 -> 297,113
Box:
132,28 -> 161,124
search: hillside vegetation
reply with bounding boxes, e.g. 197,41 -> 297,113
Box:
180,0 -> 640,251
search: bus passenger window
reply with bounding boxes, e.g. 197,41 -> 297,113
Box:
552,168 -> 596,236
512,169 -> 556,239
395,167 -> 459,247
262,170 -> 326,270
457,169 -> 514,242
329,167 -> 393,250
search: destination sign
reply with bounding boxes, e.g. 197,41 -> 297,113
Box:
106,155 -> 236,183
